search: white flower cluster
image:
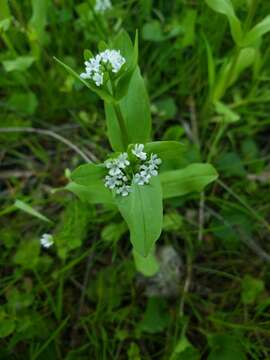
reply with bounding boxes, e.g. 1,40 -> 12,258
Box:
40,233 -> 54,248
94,0 -> 112,13
104,144 -> 162,197
80,49 -> 126,87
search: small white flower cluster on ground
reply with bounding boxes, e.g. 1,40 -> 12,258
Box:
40,233 -> 54,248
104,144 -> 162,197
80,49 -> 126,87
94,0 -> 112,13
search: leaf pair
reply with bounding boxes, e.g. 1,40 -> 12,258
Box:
68,145 -> 218,257
206,0 -> 270,47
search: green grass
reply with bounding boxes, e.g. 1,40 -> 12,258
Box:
1,0 -> 270,358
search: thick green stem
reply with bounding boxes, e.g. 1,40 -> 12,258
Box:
113,103 -> 129,150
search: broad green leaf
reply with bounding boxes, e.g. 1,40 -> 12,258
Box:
7,92 -> 38,116
2,56 -> 35,72
14,240 -> 40,269
70,163 -> 106,186
0,0 -> 10,20
207,334 -> 246,360
133,248 -> 160,276
145,141 -> 186,165
0,319 -> 15,338
242,15 -> 270,47
15,200 -> 52,223
138,297 -> 170,333
142,21 -> 164,42
29,0 -> 49,44
66,181 -> 114,204
170,336 -> 200,360
205,0 -> 243,44
241,275 -> 264,305
116,177 -> 163,257
214,101 -> 240,123
105,67 -> 152,151
54,56 -> 114,103
160,163 -> 218,199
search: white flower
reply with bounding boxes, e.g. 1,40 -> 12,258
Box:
94,0 -> 112,13
116,184 -> 131,197
132,144 -> 147,160
134,172 -> 150,185
140,164 -> 158,177
149,154 -> 162,168
92,72 -> 103,86
104,149 -> 161,196
104,174 -> 122,189
105,159 -> 122,176
80,49 -> 125,87
101,49 -> 126,73
117,152 -> 130,169
40,234 -> 54,248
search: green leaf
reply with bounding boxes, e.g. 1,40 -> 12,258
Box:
114,31 -> 138,100
216,152 -> 245,177
155,97 -> 177,120
70,163 -> 106,186
242,15 -> 270,47
145,141 -> 186,166
214,101 -> 240,123
241,275 -> 264,305
2,56 -> 35,72
14,240 -> 40,269
29,0 -> 49,44
101,222 -> 127,243
138,297 -> 170,333
15,199 -> 52,223
68,163 -> 115,204
203,34 -> 216,94
207,334 -> 246,360
84,49 -> 93,60
7,92 -> 38,116
205,0 -> 243,44
133,248 -> 160,277
54,56 -> 114,103
66,181 -> 114,204
0,319 -> 15,338
142,20 -> 164,42
55,200 -> 91,259
0,0 -> 10,21
160,163 -> 218,199
116,177 -> 163,257
105,67 -> 152,151
170,336 -> 200,360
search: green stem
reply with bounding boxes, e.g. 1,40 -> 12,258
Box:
113,103 -> 129,149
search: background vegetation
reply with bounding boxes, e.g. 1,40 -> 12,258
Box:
1,0 -> 270,358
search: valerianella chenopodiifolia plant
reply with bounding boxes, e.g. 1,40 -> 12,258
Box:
55,30 -> 218,260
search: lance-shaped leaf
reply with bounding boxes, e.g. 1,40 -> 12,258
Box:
242,15 -> 270,47
116,177 -> 163,257
67,163 -> 113,204
113,30 -> 138,100
54,57 -> 114,103
105,67 -> 152,151
160,163 -> 218,199
205,0 -> 243,45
